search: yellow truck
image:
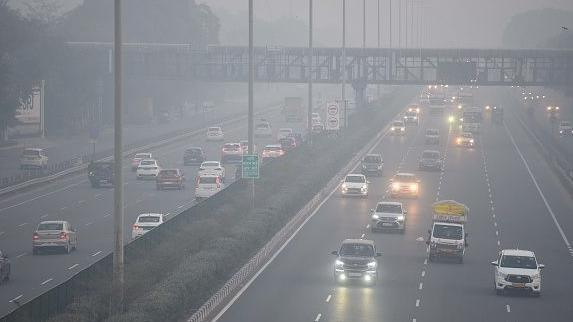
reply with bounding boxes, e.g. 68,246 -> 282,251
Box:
426,200 -> 469,263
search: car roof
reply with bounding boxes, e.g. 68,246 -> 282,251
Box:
377,201 -> 402,206
198,173 -> 220,178
365,153 -> 382,157
265,144 -> 282,148
395,172 -> 415,177
423,150 -> 440,154
208,126 -> 221,130
279,128 -> 293,131
24,148 -> 43,152
202,161 -> 220,165
39,220 -> 67,224
341,239 -> 375,246
501,249 -> 535,257
140,159 -> 157,162
346,173 -> 365,177
186,147 -> 202,151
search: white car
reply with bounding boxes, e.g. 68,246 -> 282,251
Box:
221,143 -> 243,164
206,126 -> 224,141
198,161 -> 225,180
195,174 -> 223,200
558,121 -> 573,136
390,121 -> 406,135
370,201 -> 406,232
20,148 -> 48,169
277,128 -> 293,141
254,122 -> 272,137
262,144 -> 285,161
132,213 -> 166,239
131,152 -> 153,171
136,159 -> 160,179
491,249 -> 544,297
340,174 -> 369,197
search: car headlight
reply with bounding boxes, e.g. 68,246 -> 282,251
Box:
392,182 -> 400,190
362,164 -> 367,169
497,271 -> 507,280
400,127 -> 405,131
391,127 -> 395,131
89,171 -> 94,176
396,215 -> 405,221
335,260 -> 344,268
413,116 -> 418,120
448,116 -> 455,123
532,273 -> 541,280
372,214 -> 380,220
458,105 -> 462,109
367,261 -> 377,269
410,183 -> 418,191
470,139 -> 474,143
361,186 -> 368,192
341,183 -> 347,190
457,138 -> 462,144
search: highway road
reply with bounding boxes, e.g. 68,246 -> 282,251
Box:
213,88 -> 573,322
0,94 -> 308,316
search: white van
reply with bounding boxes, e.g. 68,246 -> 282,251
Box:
195,174 -> 223,200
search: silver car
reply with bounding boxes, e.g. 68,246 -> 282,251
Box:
32,221 -> 78,254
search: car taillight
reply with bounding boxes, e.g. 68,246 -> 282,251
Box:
33,233 -> 39,240
59,232 -> 68,240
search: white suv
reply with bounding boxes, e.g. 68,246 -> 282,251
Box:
132,213 -> 166,239
195,174 -> 223,200
370,201 -> 407,233
340,174 -> 369,197
491,249 -> 544,297
136,159 -> 160,179
20,148 -> 48,169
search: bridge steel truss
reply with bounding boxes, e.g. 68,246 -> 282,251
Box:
66,43 -> 573,87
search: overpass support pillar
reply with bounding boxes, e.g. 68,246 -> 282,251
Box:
353,82 -> 367,109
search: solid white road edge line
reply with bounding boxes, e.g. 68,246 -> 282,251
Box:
504,122 -> 572,249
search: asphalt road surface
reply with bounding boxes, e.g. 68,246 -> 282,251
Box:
0,99 -> 306,316
213,88 -> 573,322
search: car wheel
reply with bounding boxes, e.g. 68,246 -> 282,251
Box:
65,243 -> 71,254
428,254 -> 435,262
32,247 -> 38,255
495,286 -> 504,296
532,291 -> 541,297
457,256 -> 464,264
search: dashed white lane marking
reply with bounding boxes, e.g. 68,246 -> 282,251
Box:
40,214 -> 49,219
415,299 -> 421,307
497,240 -> 501,246
177,205 -> 184,209
361,233 -> 365,239
78,200 -> 86,204
94,193 -> 102,198
418,282 -> 423,290
0,180 -> 86,212
495,230 -> 499,236
17,223 -> 27,227
423,259 -> 428,265
16,253 -> 26,259
506,304 -> 511,313
325,294 -> 331,303
60,206 -> 68,211
412,319 -> 417,322
40,278 -> 53,286
85,222 -> 93,226
504,123 -> 572,250
494,222 -> 498,227
421,270 -> 426,277
9,295 -> 23,303
314,313 -> 322,321
68,264 -> 79,270
366,224 -> 370,229
103,213 -> 112,218
135,199 -> 143,204
91,251 -> 102,257
0,231 -> 4,237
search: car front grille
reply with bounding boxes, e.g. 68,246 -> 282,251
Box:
506,275 -> 532,283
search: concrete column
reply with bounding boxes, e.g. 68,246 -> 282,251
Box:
353,82 -> 367,109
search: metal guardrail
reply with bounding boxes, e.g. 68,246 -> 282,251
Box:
187,111 -> 394,322
0,105 -> 281,197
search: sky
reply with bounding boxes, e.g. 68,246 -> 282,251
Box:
201,0 -> 573,48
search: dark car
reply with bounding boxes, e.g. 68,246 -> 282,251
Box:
88,161 -> 114,188
287,133 -> 304,146
183,147 -> 205,166
361,154 -> 384,176
418,150 -> 443,171
156,169 -> 185,190
279,137 -> 297,151
331,239 -> 381,285
0,251 -> 10,284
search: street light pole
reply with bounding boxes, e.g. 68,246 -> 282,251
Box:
377,0 -> 380,99
112,0 -> 124,314
308,0 -> 313,143
342,0 -> 347,128
389,0 -> 392,48
248,0 -> 254,155
363,0 -> 366,48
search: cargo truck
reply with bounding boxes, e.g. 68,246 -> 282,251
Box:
427,200 -> 469,263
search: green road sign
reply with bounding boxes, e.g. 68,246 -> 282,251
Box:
242,155 -> 260,179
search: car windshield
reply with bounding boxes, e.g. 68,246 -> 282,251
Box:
376,204 -> 402,213
135,153 -> 151,159
159,170 -> 178,176
363,155 -> 381,163
138,216 -> 161,223
208,127 -> 220,132
140,160 -> 156,166
265,146 -> 282,151
426,129 -> 438,135
462,133 -> 472,138
185,149 -> 201,155
433,225 -> 463,240
38,223 -> 63,230
423,151 -> 440,159
23,149 -> 40,156
224,144 -> 240,149
500,255 -> 537,269
339,244 -> 375,257
395,175 -> 416,182
393,122 -> 403,127
202,162 -> 219,167
199,177 -> 218,184
345,175 -> 365,183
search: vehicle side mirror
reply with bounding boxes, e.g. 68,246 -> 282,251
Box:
427,229 -> 432,235
491,261 -> 498,266
538,264 -> 545,269
376,252 -> 382,257
331,251 -> 338,256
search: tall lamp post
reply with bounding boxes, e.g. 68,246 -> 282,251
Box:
112,0 -> 124,314
342,0 -> 347,128
248,0 -> 254,155
308,0 -> 313,143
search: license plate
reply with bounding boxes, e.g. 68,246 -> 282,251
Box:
512,283 -> 525,288
382,223 -> 394,227
348,272 -> 362,277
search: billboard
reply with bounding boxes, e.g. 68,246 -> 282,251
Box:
15,86 -> 42,124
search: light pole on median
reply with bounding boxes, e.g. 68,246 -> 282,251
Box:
342,0 -> 347,128
308,0 -> 313,143
248,0 -> 254,156
112,0 -> 124,314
